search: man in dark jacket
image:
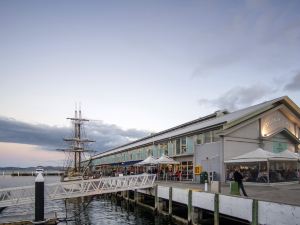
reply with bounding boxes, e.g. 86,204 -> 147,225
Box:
233,167 -> 248,197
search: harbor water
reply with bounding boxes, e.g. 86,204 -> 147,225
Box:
0,176 -> 172,225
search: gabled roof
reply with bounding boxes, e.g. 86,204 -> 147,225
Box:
222,96 -> 300,130
263,128 -> 300,144
92,96 -> 300,160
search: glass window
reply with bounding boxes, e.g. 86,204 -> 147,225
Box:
153,145 -> 158,158
159,142 -> 168,156
204,131 -> 212,143
168,141 -> 173,156
181,137 -> 187,154
180,161 -> 193,181
186,136 -> 194,153
196,134 -> 204,144
212,130 -> 220,142
176,139 -> 180,155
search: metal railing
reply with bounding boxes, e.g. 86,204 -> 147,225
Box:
0,174 -> 156,208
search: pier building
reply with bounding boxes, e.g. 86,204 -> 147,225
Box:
90,96 -> 300,182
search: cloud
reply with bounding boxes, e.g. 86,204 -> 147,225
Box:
192,1 -> 300,78
284,72 -> 300,91
198,84 -> 271,111
0,116 -> 150,152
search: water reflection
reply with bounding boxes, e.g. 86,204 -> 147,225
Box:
1,176 -> 171,224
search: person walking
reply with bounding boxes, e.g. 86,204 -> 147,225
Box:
233,167 -> 248,197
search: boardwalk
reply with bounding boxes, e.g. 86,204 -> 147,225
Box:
156,180 -> 300,206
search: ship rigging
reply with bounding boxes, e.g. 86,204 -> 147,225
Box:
57,105 -> 95,180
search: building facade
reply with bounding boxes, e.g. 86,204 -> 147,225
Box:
90,96 -> 300,182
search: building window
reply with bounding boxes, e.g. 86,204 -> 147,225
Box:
176,139 -> 181,155
159,142 -> 168,156
212,130 -> 220,142
181,137 -> 187,154
196,134 -> 204,144
204,131 -> 211,143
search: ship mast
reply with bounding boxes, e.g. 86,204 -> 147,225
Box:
58,104 -> 94,174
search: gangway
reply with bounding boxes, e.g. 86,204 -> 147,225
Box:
0,174 -> 156,208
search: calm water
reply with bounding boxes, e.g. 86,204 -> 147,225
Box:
0,176 -> 172,225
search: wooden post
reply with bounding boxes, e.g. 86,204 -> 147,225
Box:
155,184 -> 158,212
134,189 -> 138,204
168,187 -> 172,216
252,199 -> 258,225
188,189 -> 193,224
214,193 -> 219,225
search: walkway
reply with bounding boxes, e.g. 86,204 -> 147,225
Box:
0,174 -> 156,208
155,180 -> 300,206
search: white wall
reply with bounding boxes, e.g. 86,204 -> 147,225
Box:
137,186 -> 300,224
224,139 -> 259,161
229,120 -> 260,139
195,142 -> 221,180
258,201 -> 300,225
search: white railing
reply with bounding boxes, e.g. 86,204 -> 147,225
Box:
0,174 -> 156,208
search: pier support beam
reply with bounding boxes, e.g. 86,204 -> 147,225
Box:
168,187 -> 172,216
154,184 -> 159,213
214,193 -> 219,225
252,199 -> 258,225
193,207 -> 203,224
188,189 -> 193,224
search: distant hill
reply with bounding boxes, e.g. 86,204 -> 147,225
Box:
0,166 -> 63,171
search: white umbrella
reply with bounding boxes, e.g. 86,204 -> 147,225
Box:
157,154 -> 180,164
156,154 -> 179,181
274,150 -> 300,161
134,156 -> 158,166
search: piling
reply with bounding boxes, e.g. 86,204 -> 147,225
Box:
134,189 -> 138,204
35,172 -> 45,224
188,189 -> 192,224
168,187 -> 172,216
214,193 -> 219,225
154,184 -> 159,213
252,199 -> 258,225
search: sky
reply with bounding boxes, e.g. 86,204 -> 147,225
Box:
0,0 -> 300,167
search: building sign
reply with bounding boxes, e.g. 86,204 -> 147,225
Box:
261,111 -> 295,137
194,165 -> 202,175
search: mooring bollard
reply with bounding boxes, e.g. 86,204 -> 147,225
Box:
35,172 -> 45,224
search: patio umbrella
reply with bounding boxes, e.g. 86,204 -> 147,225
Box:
157,154 -> 180,164
157,154 -> 179,181
134,156 -> 158,166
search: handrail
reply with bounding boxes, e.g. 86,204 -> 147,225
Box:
0,174 -> 156,208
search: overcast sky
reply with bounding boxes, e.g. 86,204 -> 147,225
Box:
1,0 -> 300,166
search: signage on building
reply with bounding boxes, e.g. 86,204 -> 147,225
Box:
194,165 -> 202,175
261,111 -> 295,137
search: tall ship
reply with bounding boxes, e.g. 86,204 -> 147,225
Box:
58,105 -> 95,181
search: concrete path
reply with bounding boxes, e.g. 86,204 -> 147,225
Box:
155,180 -> 300,206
